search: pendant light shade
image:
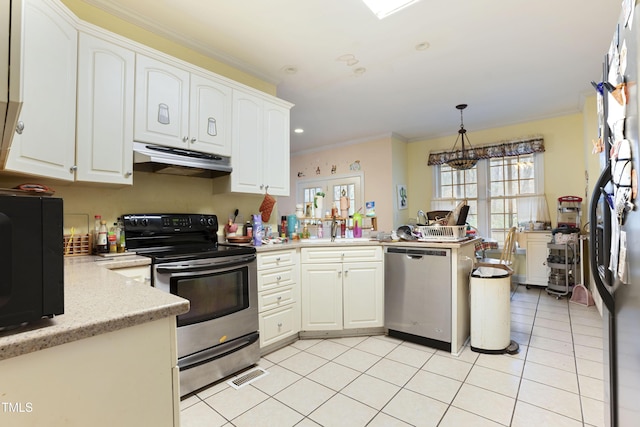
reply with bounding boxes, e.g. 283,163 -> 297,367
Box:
446,104 -> 478,170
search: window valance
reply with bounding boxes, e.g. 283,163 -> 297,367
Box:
427,136 -> 545,166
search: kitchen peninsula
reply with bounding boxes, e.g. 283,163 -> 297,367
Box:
249,236 -> 479,356
0,256 -> 189,427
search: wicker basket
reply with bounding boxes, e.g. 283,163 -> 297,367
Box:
414,225 -> 467,241
63,234 -> 91,256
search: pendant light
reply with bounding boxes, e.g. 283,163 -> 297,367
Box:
446,104 -> 478,170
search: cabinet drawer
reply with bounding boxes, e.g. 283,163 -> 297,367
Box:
258,265 -> 296,291
259,304 -> 299,348
301,246 -> 382,263
257,249 -> 296,269
258,286 -> 296,312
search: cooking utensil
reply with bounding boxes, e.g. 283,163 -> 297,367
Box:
396,225 -> 417,241
232,208 -> 239,223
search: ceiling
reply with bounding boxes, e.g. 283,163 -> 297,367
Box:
84,0 -> 620,154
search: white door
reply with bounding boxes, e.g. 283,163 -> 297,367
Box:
301,263 -> 342,330
5,0 -> 77,180
189,73 -> 231,156
134,54 -> 189,149
343,262 -> 384,328
76,32 -> 134,184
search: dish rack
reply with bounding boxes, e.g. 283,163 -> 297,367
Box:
413,225 -> 467,241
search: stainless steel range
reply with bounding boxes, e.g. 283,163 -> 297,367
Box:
123,213 -> 258,397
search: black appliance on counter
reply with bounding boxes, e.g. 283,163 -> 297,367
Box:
0,195 -> 64,329
123,213 -> 258,396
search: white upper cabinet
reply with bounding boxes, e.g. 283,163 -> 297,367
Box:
134,54 -> 231,156
76,32 -> 134,184
4,0 -> 77,180
231,90 -> 290,196
190,73 -> 232,156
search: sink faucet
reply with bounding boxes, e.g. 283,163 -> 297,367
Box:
417,210 -> 428,225
331,218 -> 338,242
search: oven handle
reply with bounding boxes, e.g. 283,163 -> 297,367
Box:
178,332 -> 259,371
156,254 -> 256,274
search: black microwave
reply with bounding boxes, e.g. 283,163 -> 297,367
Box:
0,195 -> 64,328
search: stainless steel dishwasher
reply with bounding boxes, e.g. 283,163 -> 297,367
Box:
384,246 -> 452,351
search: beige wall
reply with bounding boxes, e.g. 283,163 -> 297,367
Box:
60,0 -> 276,96
283,135 -> 404,233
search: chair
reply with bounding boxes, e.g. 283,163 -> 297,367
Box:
477,226 -> 517,268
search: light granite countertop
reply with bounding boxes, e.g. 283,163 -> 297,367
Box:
224,236 -> 481,253
0,255 -> 189,362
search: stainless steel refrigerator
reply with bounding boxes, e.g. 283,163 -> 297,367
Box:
589,2 -> 640,426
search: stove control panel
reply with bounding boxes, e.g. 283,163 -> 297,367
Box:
123,213 -> 218,233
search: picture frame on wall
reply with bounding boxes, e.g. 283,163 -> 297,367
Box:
397,185 -> 408,210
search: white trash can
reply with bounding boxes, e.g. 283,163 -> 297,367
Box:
470,263 -> 519,354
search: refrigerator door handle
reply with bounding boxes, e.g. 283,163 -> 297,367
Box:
589,163 -> 615,313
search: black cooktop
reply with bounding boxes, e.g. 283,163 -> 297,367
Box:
122,213 -> 255,263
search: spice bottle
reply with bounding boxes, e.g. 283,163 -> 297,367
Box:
280,216 -> 287,238
97,220 -> 108,253
244,221 -> 253,237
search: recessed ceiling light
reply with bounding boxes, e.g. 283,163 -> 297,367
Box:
282,66 -> 298,74
294,128 -> 304,134
337,54 -> 356,62
361,0 -> 422,19
353,67 -> 367,76
346,58 -> 359,66
415,41 -> 430,51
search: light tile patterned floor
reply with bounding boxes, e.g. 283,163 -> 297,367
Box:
180,286 -> 605,427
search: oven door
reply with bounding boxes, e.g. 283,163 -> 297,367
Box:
154,253 -> 257,359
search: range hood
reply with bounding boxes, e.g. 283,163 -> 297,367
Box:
133,142 -> 232,178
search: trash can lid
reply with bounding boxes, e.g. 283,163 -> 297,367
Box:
472,266 -> 510,278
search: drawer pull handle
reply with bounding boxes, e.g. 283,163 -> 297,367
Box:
276,275 -> 282,281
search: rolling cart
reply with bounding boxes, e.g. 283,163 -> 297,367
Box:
546,240 -> 580,298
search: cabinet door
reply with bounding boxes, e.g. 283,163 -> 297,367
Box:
134,54 -> 189,149
76,32 -> 134,184
5,0 -> 77,180
262,101 -> 290,196
343,262 -> 383,328
526,234 -> 551,286
189,73 -> 231,156
231,90 -> 263,193
301,263 -> 342,330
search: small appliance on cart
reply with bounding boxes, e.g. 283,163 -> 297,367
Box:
557,196 -> 582,228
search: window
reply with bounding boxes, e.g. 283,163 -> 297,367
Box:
297,173 -> 363,218
434,153 -> 543,242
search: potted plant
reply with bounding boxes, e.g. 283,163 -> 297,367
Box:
314,191 -> 325,218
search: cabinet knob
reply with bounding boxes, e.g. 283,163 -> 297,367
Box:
69,165 -> 77,173
276,275 -> 281,281
260,184 -> 264,190
344,269 -> 349,275
182,136 -> 189,142
190,137 -> 196,143
15,121 -> 24,135
125,171 -> 132,177
277,322 -> 283,328
265,185 -> 269,191
275,257 -> 281,262
277,296 -> 282,301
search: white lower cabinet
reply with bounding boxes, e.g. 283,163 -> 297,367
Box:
524,232 -> 552,287
301,246 -> 383,331
0,317 -> 180,427
257,249 -> 300,348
